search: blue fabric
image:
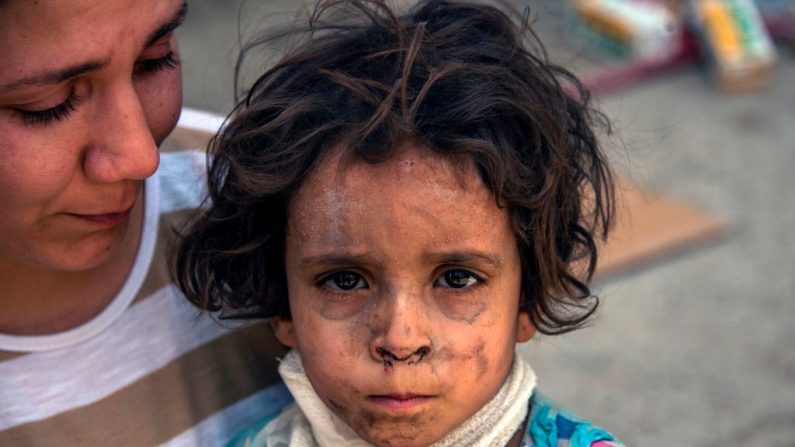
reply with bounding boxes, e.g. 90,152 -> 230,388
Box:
524,392 -> 623,447
226,382 -> 294,447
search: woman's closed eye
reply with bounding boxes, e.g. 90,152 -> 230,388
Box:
134,51 -> 179,77
319,271 -> 369,292
12,49 -> 178,128
435,269 -> 484,289
14,89 -> 83,127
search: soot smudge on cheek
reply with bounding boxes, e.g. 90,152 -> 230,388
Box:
440,300 -> 488,325
432,339 -> 488,380
469,341 -> 488,379
327,397 -> 349,418
321,382 -> 361,428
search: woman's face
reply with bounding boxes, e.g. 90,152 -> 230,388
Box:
278,145 -> 535,447
0,0 -> 185,272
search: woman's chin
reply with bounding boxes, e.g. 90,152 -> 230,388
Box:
22,225 -> 132,273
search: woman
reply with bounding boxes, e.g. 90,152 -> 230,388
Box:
0,1 -> 287,445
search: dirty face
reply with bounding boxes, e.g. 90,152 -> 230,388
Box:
0,0 -> 185,272
278,143 -> 535,447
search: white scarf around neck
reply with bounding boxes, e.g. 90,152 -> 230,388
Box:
253,349 -> 537,447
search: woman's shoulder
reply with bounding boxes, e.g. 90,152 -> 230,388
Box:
523,391 -> 626,447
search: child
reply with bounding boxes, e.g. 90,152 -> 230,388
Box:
176,1 -> 623,446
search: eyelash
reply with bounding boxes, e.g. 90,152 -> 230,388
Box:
434,269 -> 485,291
315,268 -> 485,296
17,91 -> 82,127
16,52 -> 179,127
317,271 -> 369,293
134,51 -> 179,76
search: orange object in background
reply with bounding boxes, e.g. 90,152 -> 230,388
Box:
570,0 -> 684,61
690,0 -> 777,92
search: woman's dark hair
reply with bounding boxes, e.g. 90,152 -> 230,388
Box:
175,0 -> 614,335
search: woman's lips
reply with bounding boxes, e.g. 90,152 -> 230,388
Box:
67,206 -> 133,228
366,394 -> 435,411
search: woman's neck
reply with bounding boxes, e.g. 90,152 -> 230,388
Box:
0,197 -> 144,335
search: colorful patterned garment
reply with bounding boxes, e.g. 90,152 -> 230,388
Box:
229,390 -> 625,447
522,392 -> 625,447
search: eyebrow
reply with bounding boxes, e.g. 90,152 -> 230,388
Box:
298,253 -> 374,269
145,0 -> 188,48
298,250 -> 503,269
2,60 -> 109,92
423,251 -> 503,269
2,1 -> 188,92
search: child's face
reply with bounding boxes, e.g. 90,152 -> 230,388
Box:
276,143 -> 535,447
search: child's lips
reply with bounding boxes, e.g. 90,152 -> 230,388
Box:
366,393 -> 435,411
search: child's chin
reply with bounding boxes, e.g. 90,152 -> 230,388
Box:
353,422 -> 442,447
361,433 -> 431,447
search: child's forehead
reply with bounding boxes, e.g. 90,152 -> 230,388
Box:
305,141 -> 481,192
286,141 -> 503,239
285,141 -> 517,268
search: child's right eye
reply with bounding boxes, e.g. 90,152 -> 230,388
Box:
435,269 -> 483,289
320,271 -> 368,291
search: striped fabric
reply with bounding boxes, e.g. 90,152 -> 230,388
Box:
0,150 -> 289,446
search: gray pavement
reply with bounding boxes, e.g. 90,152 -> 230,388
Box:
178,2 -> 795,445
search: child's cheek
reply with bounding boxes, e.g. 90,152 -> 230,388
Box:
435,297 -> 488,325
301,302 -> 378,365
310,293 -> 374,322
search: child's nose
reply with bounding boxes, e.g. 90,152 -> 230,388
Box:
374,345 -> 431,364
368,291 -> 433,365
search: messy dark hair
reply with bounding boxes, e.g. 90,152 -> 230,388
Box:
175,0 -> 614,335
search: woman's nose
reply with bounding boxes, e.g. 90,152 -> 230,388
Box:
368,290 -> 433,365
82,83 -> 159,183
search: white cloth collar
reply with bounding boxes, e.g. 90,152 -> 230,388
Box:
253,349 -> 537,447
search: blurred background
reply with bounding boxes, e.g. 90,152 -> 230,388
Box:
177,1 -> 795,445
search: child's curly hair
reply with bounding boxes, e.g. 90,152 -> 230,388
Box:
175,0 -> 614,335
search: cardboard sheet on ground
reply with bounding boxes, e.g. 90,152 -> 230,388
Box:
163,110 -> 725,281
595,178 -> 725,279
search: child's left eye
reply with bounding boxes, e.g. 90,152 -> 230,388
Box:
320,271 -> 368,292
435,269 -> 482,289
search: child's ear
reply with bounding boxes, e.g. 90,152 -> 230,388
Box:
515,312 -> 536,343
270,318 -> 298,348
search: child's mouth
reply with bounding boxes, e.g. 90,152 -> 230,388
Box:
366,394 -> 434,411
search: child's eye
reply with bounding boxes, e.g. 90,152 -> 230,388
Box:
134,51 -> 179,77
320,271 -> 368,291
14,90 -> 82,127
435,269 -> 482,289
